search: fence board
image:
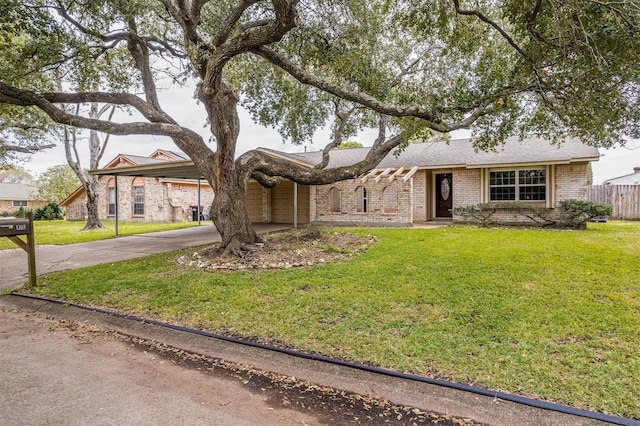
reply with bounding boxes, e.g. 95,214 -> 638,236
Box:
588,185 -> 640,220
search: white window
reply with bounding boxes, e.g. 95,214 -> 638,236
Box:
107,179 -> 116,215
12,201 -> 28,207
489,169 -> 546,202
132,177 -> 145,216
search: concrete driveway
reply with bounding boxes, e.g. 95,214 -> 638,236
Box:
0,223 -> 289,291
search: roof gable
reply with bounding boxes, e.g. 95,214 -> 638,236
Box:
149,149 -> 189,161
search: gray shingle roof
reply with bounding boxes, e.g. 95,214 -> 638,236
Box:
267,136 -> 600,170
0,183 -> 38,201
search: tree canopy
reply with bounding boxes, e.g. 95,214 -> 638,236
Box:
35,164 -> 81,204
0,0 -> 638,249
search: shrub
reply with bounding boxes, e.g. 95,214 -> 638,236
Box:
33,203 -> 64,221
556,199 -> 613,229
453,202 -> 555,226
14,206 -> 31,218
453,200 -> 612,229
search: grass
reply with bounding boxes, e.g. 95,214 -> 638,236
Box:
0,219 -> 200,250
24,221 -> 640,419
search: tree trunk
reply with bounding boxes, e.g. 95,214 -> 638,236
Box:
81,177 -> 104,231
209,174 -> 260,256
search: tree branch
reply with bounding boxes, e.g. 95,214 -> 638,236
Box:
214,0 -> 261,46
252,46 -> 447,131
0,82 -> 203,142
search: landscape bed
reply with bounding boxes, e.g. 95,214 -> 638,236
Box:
25,222 -> 640,419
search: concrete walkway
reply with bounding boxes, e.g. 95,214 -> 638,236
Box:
0,223 -> 289,291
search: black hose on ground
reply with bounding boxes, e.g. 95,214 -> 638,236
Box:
10,293 -> 638,426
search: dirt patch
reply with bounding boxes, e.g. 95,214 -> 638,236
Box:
174,227 -> 378,271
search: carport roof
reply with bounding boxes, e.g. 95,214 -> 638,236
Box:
90,159 -> 205,179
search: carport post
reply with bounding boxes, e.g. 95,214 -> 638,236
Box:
293,182 -> 298,228
114,174 -> 119,236
197,178 -> 201,225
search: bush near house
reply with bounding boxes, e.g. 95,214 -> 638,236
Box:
453,199 -> 612,228
33,203 -> 64,221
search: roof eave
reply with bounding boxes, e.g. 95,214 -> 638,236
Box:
256,148 -> 315,168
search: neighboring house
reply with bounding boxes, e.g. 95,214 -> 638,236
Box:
0,182 -> 46,217
87,136 -> 600,226
602,167 -> 640,185
60,150 -> 214,222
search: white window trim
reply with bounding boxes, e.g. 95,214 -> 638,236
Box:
483,165 -> 552,207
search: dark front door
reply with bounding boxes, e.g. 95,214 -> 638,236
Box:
435,173 -> 453,218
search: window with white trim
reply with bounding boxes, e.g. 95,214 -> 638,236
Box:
12,200 -> 28,207
107,179 -> 116,215
132,177 -> 145,216
489,169 -> 546,202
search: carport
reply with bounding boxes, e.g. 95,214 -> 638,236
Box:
89,159 -> 304,235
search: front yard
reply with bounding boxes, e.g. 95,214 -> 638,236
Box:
25,221 -> 640,419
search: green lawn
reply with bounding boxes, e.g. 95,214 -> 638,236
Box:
25,221 -> 640,419
0,219 -> 200,250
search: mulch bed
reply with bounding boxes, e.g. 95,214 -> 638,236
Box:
175,227 -> 378,271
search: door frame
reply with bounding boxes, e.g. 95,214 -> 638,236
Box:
433,172 -> 453,219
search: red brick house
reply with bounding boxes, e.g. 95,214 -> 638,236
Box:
61,150 -> 214,222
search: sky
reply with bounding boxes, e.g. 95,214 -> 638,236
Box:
21,84 -> 640,185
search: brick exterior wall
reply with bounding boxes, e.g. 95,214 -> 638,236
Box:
554,163 -> 590,205
64,177 -> 214,222
0,200 -> 47,217
311,176 -> 413,226
451,163 -> 592,225
452,169 -> 482,209
310,163 -> 592,226
413,170 -> 427,222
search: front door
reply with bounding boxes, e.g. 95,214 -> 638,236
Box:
435,173 -> 453,218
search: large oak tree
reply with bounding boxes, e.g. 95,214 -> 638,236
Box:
0,1 -> 638,252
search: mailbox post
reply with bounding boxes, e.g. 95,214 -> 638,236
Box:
0,212 -> 36,287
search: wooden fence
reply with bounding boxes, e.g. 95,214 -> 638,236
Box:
587,185 -> 640,220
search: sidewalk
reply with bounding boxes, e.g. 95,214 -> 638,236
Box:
0,223 -> 288,291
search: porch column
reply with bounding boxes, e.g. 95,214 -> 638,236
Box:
114,174 -> 119,236
294,182 -> 298,228
197,178 -> 201,225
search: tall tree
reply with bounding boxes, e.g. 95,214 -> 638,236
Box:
0,165 -> 35,185
35,164 -> 81,204
0,1 -> 638,253
63,102 -> 113,230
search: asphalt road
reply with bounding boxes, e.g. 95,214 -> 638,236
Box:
0,305 -> 324,426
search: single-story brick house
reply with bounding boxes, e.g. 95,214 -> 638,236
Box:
258,136 -> 600,226
86,136 -> 600,226
0,182 -> 46,217
61,149 -> 214,222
